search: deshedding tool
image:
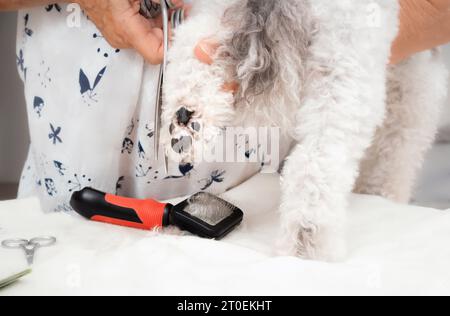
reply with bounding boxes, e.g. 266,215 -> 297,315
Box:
70,188 -> 243,239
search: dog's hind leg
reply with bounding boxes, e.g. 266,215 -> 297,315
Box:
277,2 -> 399,261
355,51 -> 448,203
278,79 -> 388,261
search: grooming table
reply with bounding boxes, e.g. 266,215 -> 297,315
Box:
1,173 -> 450,296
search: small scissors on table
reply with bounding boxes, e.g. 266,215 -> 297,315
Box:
2,236 -> 57,266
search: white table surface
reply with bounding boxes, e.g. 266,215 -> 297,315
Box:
1,173 -> 450,296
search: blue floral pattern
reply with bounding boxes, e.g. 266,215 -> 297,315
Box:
16,5 -> 274,213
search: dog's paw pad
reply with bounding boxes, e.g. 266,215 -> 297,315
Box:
175,107 -> 195,126
190,121 -> 201,132
171,135 -> 193,154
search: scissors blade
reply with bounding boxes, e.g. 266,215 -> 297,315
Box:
161,1 -> 169,72
154,65 -> 163,159
163,154 -> 168,174
154,66 -> 168,174
154,1 -> 170,174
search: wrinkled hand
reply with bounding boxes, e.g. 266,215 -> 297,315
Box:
391,0 -> 450,64
76,0 -> 184,64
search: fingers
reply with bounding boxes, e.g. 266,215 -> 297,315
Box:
194,38 -> 220,65
129,0 -> 186,63
126,13 -> 165,64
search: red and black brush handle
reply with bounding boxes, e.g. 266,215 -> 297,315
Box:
70,188 -> 172,230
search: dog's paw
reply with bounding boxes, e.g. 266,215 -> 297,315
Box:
164,106 -> 203,164
164,104 -> 232,165
309,225 -> 346,262
276,221 -> 346,262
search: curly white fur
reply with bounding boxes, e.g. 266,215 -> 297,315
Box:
162,0 -> 237,164
163,0 -> 449,261
355,50 -> 449,203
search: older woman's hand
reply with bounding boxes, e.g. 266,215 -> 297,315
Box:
76,0 -> 184,65
391,0 -> 450,64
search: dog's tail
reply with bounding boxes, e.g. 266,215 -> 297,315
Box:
220,0 -> 313,119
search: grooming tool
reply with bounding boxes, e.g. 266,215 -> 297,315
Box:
155,1 -> 169,171
139,0 -> 162,19
0,269 -> 32,289
171,8 -> 185,29
140,0 -> 185,173
70,188 -> 243,239
1,237 -> 57,266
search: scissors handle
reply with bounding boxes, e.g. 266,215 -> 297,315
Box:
1,239 -> 29,249
30,236 -> 57,248
2,239 -> 37,266
140,0 -> 161,19
2,237 -> 56,266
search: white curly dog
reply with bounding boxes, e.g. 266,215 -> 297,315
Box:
161,0 -> 449,261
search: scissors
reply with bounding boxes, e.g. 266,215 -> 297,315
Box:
140,0 -> 184,173
2,236 -> 57,266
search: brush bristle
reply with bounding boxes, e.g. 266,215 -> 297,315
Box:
184,193 -> 236,226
